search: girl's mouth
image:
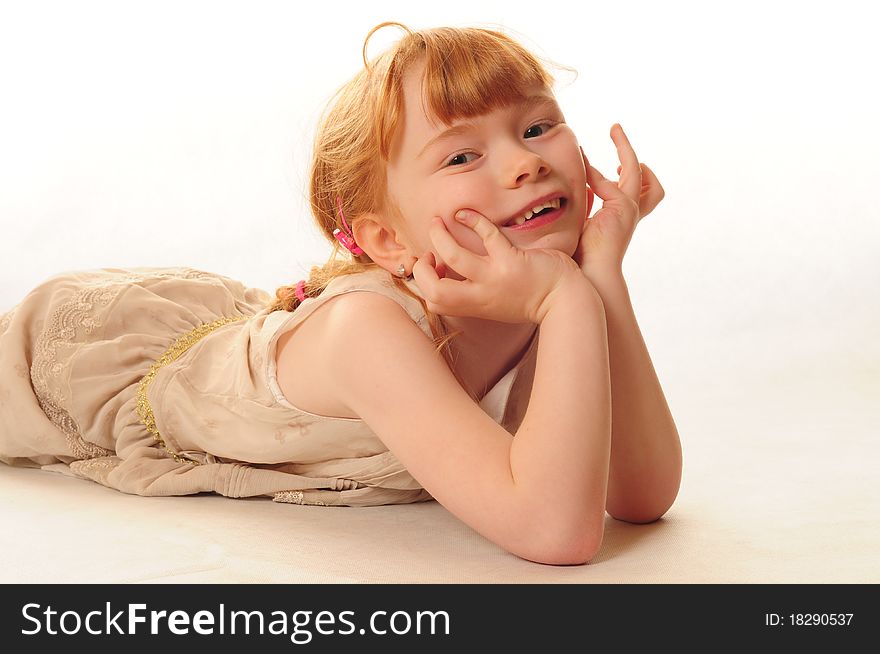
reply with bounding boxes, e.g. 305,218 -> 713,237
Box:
502,198 -> 567,231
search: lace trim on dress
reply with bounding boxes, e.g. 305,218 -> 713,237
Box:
272,477 -> 362,506
31,284 -> 118,460
69,456 -> 120,486
28,268 -> 223,461
273,490 -> 329,506
274,490 -> 309,504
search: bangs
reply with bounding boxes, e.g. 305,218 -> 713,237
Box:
419,32 -> 554,126
374,27 -> 558,159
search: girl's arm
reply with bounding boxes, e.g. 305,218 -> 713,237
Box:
573,125 -> 681,523
322,211 -> 611,565
508,271 -> 611,561
587,269 -> 682,523
325,271 -> 609,566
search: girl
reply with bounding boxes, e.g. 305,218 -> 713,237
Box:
0,23 -> 681,565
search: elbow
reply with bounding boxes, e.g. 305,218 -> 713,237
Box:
552,537 -> 602,566
608,507 -> 668,524
536,529 -> 603,566
607,489 -> 679,524
515,514 -> 604,566
607,468 -> 682,525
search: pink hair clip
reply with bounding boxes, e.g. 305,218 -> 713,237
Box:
294,280 -> 306,302
333,196 -> 364,256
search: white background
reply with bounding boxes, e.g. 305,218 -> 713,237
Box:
1,0 -> 877,411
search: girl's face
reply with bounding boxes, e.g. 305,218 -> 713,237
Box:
385,62 -> 587,280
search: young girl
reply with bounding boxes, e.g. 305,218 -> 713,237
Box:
0,22 -> 681,565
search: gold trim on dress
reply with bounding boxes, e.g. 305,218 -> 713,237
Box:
135,315 -> 248,465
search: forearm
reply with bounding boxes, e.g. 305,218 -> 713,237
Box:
510,272 -> 612,553
587,269 -> 682,522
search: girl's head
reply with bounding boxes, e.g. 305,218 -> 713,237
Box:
311,22 -> 586,280
270,22 -> 583,391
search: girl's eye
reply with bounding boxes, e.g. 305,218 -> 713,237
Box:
445,151 -> 479,167
443,121 -> 557,167
524,121 -> 556,138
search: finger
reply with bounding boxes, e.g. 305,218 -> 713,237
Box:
411,252 -> 471,315
585,163 -> 627,203
638,163 -> 665,215
611,124 -> 641,201
412,251 -> 441,289
640,163 -> 665,199
453,209 -> 514,260
428,216 -> 488,280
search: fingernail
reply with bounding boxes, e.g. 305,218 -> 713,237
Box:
454,210 -> 469,221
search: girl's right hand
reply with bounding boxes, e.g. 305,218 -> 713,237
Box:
412,209 -> 586,324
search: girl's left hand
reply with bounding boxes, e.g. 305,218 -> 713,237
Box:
572,124 -> 665,275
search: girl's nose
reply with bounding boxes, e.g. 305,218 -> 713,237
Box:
502,147 -> 550,187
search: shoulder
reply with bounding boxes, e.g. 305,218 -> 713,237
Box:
320,289 -> 435,394
315,287 -> 424,355
279,288 -> 548,553
325,285 -> 489,440
273,287 -> 425,418
326,268 -> 430,334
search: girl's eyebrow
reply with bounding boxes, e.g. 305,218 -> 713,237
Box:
417,121 -> 480,159
417,94 -> 559,159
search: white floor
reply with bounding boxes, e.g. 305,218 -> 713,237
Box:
2,354 -> 875,583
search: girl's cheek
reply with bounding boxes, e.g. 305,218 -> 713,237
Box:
447,220 -> 488,257
439,178 -> 487,253
429,218 -> 487,280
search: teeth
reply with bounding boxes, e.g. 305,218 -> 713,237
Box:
507,197 -> 561,226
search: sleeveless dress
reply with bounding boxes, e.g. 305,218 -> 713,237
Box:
0,266 -> 538,507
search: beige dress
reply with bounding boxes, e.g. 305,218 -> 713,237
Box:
0,266 -> 538,507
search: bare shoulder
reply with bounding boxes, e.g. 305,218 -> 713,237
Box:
282,290 -> 449,419
285,290 -> 534,551
274,290 -> 437,418
274,287 -> 468,421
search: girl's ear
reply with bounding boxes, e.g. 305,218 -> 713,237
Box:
351,213 -> 411,272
